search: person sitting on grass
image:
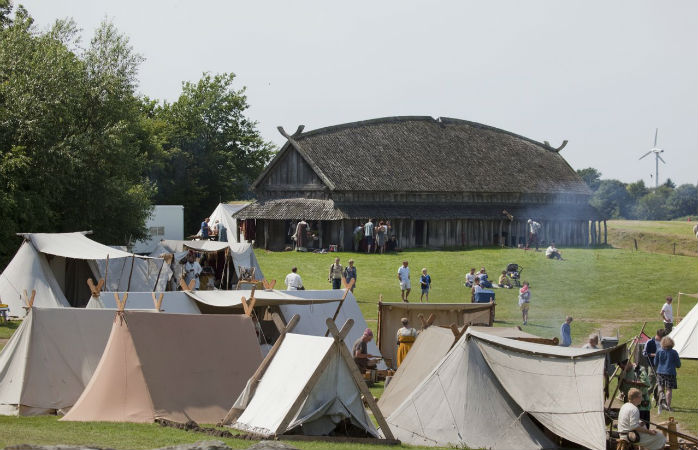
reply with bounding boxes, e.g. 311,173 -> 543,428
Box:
478,268 -> 493,288
618,388 -> 665,450
545,242 -> 563,260
465,268 -> 477,287
498,270 -> 512,288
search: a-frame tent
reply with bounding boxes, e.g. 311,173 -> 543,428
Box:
387,329 -> 615,450
0,232 -> 171,317
669,293 -> 698,359
86,291 -> 202,314
223,318 -> 394,441
0,307 -> 115,416
62,311 -> 262,423
196,202 -> 249,243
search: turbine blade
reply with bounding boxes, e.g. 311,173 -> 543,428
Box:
639,151 -> 652,160
654,128 -> 658,147
657,154 -> 666,164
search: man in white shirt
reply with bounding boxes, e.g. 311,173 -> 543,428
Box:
364,219 -> 374,254
184,253 -> 202,290
660,296 -> 673,333
397,260 -> 411,302
618,388 -> 665,450
526,219 -> 542,251
284,266 -> 303,290
545,242 -> 563,260
465,268 -> 476,287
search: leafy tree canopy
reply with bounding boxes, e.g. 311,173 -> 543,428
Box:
576,167 -> 602,191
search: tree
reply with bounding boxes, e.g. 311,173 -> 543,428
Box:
667,184 -> 698,218
633,186 -> 673,220
149,73 -> 275,230
0,8 -> 154,265
663,178 -> 676,189
589,180 -> 630,218
626,180 -> 649,202
576,167 -> 602,191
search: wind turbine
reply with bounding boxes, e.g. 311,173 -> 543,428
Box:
639,128 -> 666,188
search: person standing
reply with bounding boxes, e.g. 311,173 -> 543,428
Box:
353,224 -> 363,252
643,328 -> 666,371
419,268 -> 431,303
654,336 -> 681,413
343,259 -> 357,292
353,328 -> 377,373
217,221 -> 228,242
618,388 -> 666,450
526,219 -> 542,251
364,219 -> 374,254
398,260 -> 411,302
184,252 -> 202,290
560,316 -> 573,347
396,318 -> 418,367
518,281 -> 531,325
200,218 -> 211,239
294,220 -> 309,251
328,257 -> 343,289
284,267 -> 303,290
376,221 -> 387,254
660,296 -> 674,333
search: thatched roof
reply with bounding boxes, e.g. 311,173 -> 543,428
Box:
234,198 -> 599,220
254,116 -> 590,196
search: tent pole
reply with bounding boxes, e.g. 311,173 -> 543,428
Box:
103,255 -> 110,291
126,254 -> 135,291
152,259 -> 165,292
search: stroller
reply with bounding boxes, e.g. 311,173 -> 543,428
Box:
505,263 -> 523,287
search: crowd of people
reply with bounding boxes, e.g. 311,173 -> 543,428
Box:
354,219 -> 399,254
199,217 -> 228,241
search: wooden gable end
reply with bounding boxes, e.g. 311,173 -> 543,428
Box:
258,147 -> 327,194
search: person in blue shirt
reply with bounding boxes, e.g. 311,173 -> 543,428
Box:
200,218 -> 211,239
560,316 -> 573,347
419,268 -> 432,303
654,336 -> 681,413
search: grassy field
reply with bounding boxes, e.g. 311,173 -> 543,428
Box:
607,219 -> 698,257
0,243 -> 697,448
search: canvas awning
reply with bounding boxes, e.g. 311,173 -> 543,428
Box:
21,232 -> 150,259
184,289 -> 341,309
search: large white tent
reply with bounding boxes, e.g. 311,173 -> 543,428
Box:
0,232 -> 171,317
387,329 -> 612,450
86,291 -> 202,314
0,308 -> 116,416
669,295 -> 698,359
150,239 -> 263,286
196,202 -> 249,243
229,333 -> 378,438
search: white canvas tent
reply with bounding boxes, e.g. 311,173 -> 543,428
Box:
0,308 -> 115,416
669,294 -> 698,359
387,329 -> 612,450
150,239 -> 263,286
225,318 -> 389,439
86,291 -> 201,314
196,202 -> 249,243
0,232 -> 171,317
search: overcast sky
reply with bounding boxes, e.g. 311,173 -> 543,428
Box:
20,0 -> 698,186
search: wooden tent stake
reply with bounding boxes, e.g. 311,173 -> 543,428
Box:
324,277 -> 355,337
113,292 -> 128,312
219,314 -> 300,426
22,289 -> 36,310
151,292 -> 164,311
325,318 -> 395,440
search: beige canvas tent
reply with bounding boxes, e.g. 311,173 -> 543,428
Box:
224,318 -> 392,440
387,329 -> 614,450
62,311 -> 262,423
377,302 -> 494,368
0,308 -> 115,416
86,291 -> 202,314
196,202 -> 249,243
0,232 -> 171,317
378,325 -> 544,417
669,294 -> 698,359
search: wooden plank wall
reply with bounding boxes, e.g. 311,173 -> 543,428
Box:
252,219 -> 603,250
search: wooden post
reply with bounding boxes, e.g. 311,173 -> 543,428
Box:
448,323 -> 469,350
339,221 -> 344,251
603,220 -> 608,245
219,314 -> 300,426
326,318 -> 395,440
324,277 -> 355,337
22,289 -> 36,311
153,259 -> 165,292
151,292 -> 164,311
264,221 -> 269,250
87,278 -> 105,298
103,255 -> 110,291
126,254 -> 136,291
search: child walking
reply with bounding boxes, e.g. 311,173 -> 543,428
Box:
654,336 -> 681,413
420,268 -> 431,303
518,281 -> 531,325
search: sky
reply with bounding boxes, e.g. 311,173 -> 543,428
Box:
19,0 -> 698,186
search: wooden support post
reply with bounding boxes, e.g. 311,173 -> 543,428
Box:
219,314 -> 300,426
126,254 -> 136,292
262,279 -> 276,290
87,278 -> 105,298
325,318 -> 395,440
113,292 -> 128,312
264,221 -> 269,250
103,255 -> 109,291
179,279 -> 196,291
22,289 -> 36,311
240,287 -> 257,317
151,292 -> 164,311
449,323 -> 469,350
606,322 -> 646,408
153,259 -> 165,292
324,277 -> 355,337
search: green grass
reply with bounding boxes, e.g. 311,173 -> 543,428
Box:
607,220 -> 698,256
1,245 -> 696,446
0,320 -> 20,339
